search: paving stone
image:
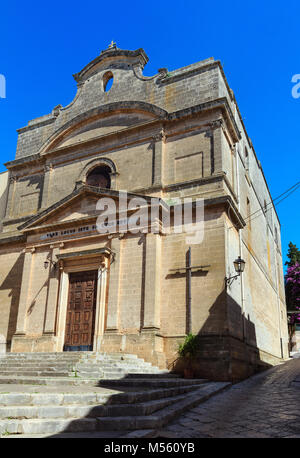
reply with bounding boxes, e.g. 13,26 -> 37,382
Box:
160,358 -> 300,438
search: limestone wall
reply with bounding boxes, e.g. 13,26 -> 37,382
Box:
0,171 -> 8,231
0,244 -> 24,350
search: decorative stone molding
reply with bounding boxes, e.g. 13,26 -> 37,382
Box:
44,163 -> 53,173
208,118 -> 224,130
156,68 -> 169,81
56,247 -> 113,262
52,105 -> 62,117
152,127 -> 166,143
77,158 -> 117,183
9,175 -> 17,184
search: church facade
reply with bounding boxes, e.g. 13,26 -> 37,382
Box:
0,44 -> 289,381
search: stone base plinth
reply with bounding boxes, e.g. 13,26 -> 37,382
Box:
168,334 -> 285,382
11,334 -> 57,353
100,330 -> 166,369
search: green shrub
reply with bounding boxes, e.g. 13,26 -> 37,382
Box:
178,333 -> 199,360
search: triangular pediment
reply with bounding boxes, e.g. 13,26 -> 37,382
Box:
18,186 -> 120,232
43,195 -> 100,225
18,185 -> 159,233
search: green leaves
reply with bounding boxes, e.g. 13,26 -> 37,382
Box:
178,333 -> 200,360
285,242 -> 300,268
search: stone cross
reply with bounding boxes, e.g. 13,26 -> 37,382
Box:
108,40 -> 116,49
169,247 -> 210,334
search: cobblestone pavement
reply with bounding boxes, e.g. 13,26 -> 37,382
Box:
159,358 -> 300,438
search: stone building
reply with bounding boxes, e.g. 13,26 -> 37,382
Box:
0,44 -> 289,381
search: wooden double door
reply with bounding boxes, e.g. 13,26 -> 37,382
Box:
64,270 -> 98,351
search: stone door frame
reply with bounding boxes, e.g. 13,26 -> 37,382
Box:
55,252 -> 109,352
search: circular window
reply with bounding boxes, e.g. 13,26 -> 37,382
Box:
103,71 -> 114,92
86,166 -> 111,189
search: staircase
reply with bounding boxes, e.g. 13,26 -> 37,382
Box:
0,352 -> 230,437
0,352 -> 168,386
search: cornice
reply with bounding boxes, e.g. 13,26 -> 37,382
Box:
73,48 -> 149,84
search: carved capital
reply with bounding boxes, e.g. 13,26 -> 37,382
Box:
152,127 -> 166,143
44,163 -> 53,173
9,175 -> 17,184
23,246 -> 35,254
208,119 -> 224,130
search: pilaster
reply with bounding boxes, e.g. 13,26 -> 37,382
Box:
40,163 -> 53,210
14,248 -> 35,336
142,233 -> 161,330
5,175 -> 17,219
43,245 -> 60,335
106,237 -> 122,331
151,128 -> 166,187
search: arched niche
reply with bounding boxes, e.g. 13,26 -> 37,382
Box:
76,158 -> 118,190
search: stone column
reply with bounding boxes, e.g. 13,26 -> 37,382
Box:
14,248 -> 35,335
106,237 -> 122,331
142,233 -> 161,330
43,246 -> 60,335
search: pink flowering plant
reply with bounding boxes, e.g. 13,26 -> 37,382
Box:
286,262 -> 300,323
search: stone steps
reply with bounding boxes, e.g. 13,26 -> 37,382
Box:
0,351 -> 167,383
3,431 -> 126,438
0,375 -> 104,386
98,378 -> 207,387
0,382 -> 230,436
0,352 -> 140,360
95,383 -> 229,431
0,371 -> 75,377
0,364 -> 76,369
1,364 -> 145,371
0,417 -> 99,435
0,384 -> 199,407
0,375 -> 202,387
0,370 -> 172,380
0,390 -> 194,419
0,351 -> 232,438
0,363 -> 152,372
101,372 -> 179,379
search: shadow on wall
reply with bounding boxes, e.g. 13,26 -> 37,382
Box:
27,175 -> 44,208
0,253 -> 52,351
0,252 -> 25,351
0,183 -> 8,231
166,267 -> 209,336
170,288 -> 273,383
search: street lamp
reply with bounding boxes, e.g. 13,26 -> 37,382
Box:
44,260 -> 57,270
225,256 -> 245,286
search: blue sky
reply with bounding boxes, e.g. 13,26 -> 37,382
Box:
0,0 -> 299,266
